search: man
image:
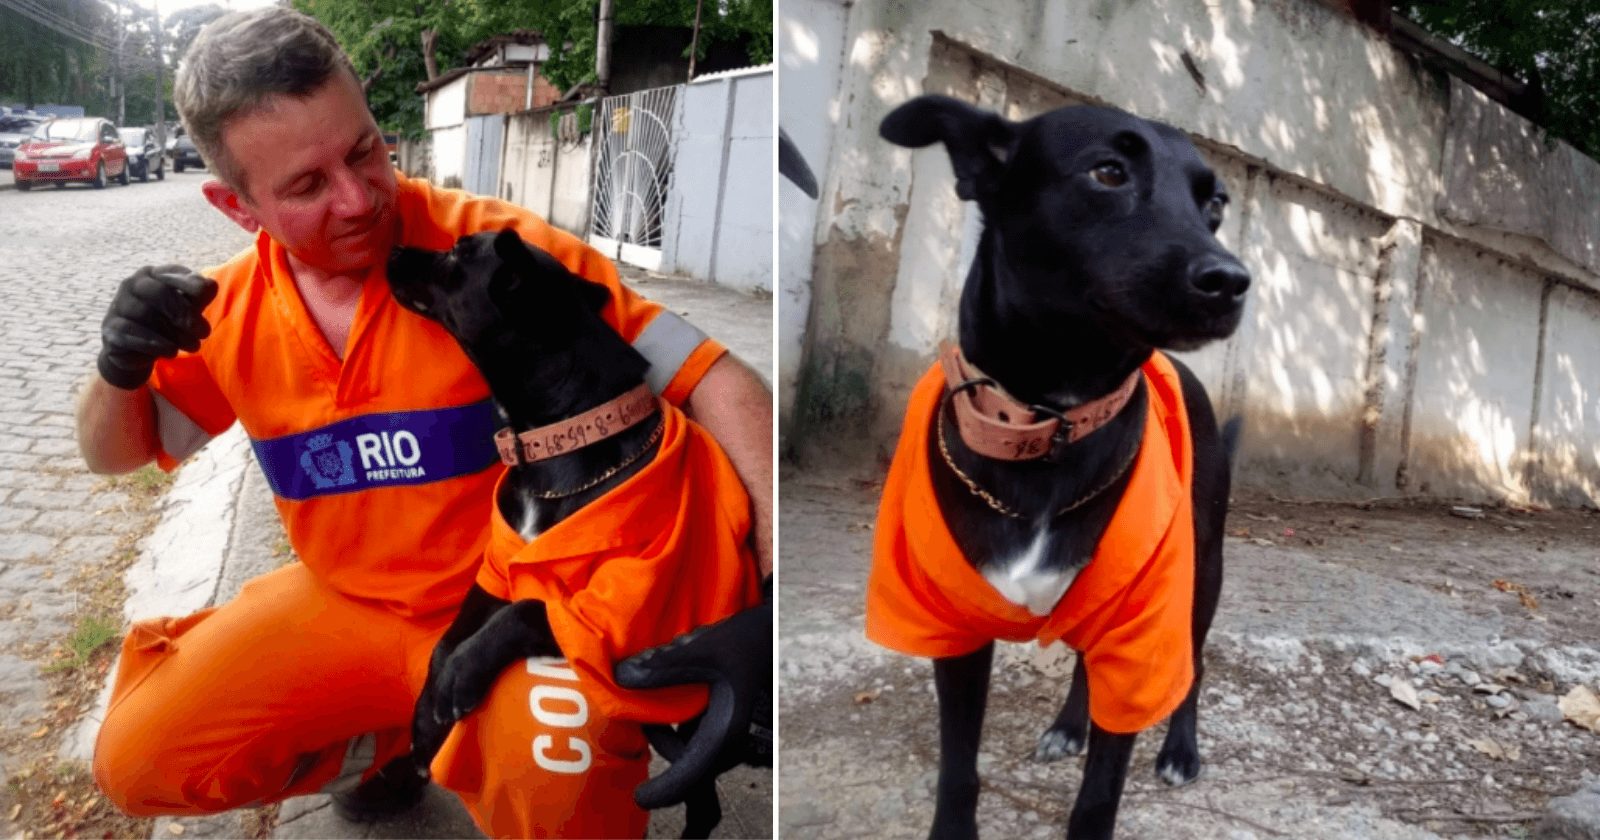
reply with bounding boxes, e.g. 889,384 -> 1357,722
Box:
76,8 -> 771,837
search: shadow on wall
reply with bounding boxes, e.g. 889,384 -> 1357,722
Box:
790,0 -> 1600,506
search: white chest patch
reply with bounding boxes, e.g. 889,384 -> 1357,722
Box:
983,529 -> 1078,617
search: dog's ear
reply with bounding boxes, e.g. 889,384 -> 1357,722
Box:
880,95 -> 1016,201
571,276 -> 612,314
491,227 -> 610,315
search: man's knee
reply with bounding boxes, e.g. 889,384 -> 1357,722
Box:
93,703 -> 188,815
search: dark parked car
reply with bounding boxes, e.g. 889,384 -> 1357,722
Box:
171,127 -> 204,172
12,117 -> 129,190
0,115 -> 43,168
118,126 -> 166,181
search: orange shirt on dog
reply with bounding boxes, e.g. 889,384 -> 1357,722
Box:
474,400 -> 763,723
866,351 -> 1195,735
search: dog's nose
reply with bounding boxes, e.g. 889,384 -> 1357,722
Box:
1188,258 -> 1251,300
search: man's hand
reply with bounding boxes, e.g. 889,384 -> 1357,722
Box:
613,580 -> 772,809
98,265 -> 217,390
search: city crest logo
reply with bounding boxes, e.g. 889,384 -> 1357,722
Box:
300,432 -> 356,490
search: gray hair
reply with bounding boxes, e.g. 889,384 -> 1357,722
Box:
174,7 -> 359,195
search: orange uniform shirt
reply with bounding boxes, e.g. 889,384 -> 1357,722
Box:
866,351 -> 1196,734
148,173 -> 725,617
473,401 -> 763,723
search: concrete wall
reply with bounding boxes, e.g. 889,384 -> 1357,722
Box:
501,105 -> 595,237
425,75 -> 470,189
778,0 -> 850,443
785,0 -> 1600,506
661,66 -> 775,293
425,75 -> 468,130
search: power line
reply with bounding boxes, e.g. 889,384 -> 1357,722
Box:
2,0 -> 119,52
0,0 -> 164,71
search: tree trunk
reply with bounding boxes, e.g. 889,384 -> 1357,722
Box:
422,28 -> 438,80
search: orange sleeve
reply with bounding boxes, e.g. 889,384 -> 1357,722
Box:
1080,529 -> 1195,734
400,175 -> 722,405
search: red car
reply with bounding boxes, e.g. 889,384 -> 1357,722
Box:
12,117 -> 130,190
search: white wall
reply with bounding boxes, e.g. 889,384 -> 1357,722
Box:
425,75 -> 468,130
425,75 -> 470,189
429,125 -> 466,190
501,108 -> 594,237
778,0 -> 850,442
789,0 -> 1600,505
660,67 -> 775,293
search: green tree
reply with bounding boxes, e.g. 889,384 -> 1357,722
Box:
1396,0 -> 1600,159
292,0 -> 771,138
0,0 -> 110,110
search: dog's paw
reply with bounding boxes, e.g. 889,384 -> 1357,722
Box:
1032,727 -> 1086,762
432,644 -> 495,724
1154,747 -> 1203,787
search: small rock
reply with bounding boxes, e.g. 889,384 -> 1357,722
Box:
1525,698 -> 1565,724
1461,670 -> 1482,687
1375,673 -> 1394,687
1350,660 -> 1372,678
1487,694 -> 1512,709
1419,690 -> 1444,704
1379,759 -> 1398,776
1538,779 -> 1600,839
1221,693 -> 1244,709
1420,660 -> 1444,675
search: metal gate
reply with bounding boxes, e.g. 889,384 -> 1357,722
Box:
589,85 -> 680,271
464,114 -> 505,197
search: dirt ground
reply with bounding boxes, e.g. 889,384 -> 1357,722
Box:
778,466 -> 1600,839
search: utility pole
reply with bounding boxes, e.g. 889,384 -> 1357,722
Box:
151,0 -> 166,138
114,0 -> 126,125
595,0 -> 613,96
687,0 -> 703,82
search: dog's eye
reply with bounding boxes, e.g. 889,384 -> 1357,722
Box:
1091,162 -> 1128,188
1205,194 -> 1229,230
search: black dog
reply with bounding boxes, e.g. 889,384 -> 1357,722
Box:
875,95 -> 1249,839
377,229 -> 727,838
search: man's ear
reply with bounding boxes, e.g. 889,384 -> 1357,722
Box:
879,95 -> 1016,202
201,179 -> 262,234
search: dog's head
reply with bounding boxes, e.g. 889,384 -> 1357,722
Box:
386,229 -> 612,363
881,95 -> 1249,350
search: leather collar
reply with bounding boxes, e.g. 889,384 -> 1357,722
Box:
494,383 -> 658,466
938,341 -> 1140,461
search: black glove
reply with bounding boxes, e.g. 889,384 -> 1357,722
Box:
98,265 -> 217,390
614,578 -> 772,809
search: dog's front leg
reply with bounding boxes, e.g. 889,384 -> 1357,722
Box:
406,585 -> 514,776
930,643 -> 993,840
1034,657 -> 1090,760
1066,724 -> 1136,840
433,597 -> 561,724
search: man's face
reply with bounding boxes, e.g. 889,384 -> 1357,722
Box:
212,71 -> 397,276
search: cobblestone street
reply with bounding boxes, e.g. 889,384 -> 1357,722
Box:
0,171 -> 253,835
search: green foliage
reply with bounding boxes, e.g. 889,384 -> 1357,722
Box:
44,615 -> 120,674
1396,0 -> 1600,160
0,0 -> 107,112
0,0 -> 207,128
293,0 -> 771,138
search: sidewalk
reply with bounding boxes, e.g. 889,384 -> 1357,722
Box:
65,265 -> 773,839
779,466 -> 1600,839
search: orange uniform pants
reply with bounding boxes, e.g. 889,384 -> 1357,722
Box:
92,562 -> 652,838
